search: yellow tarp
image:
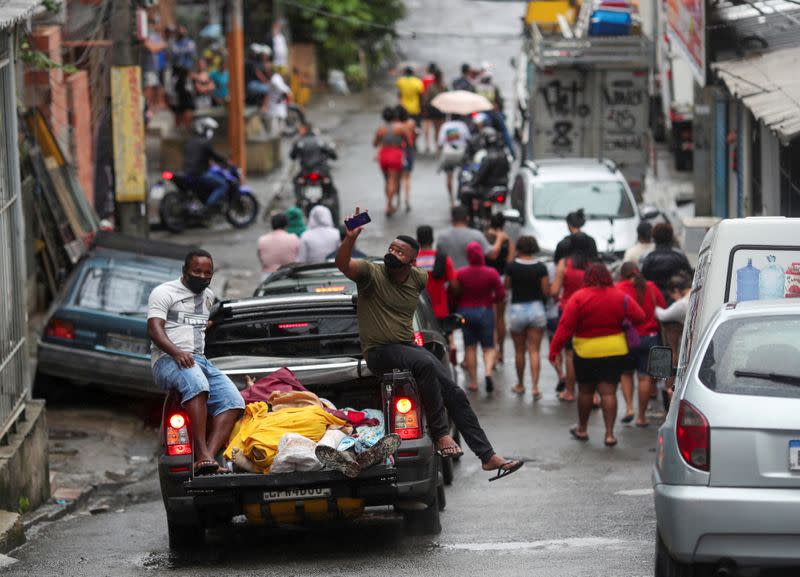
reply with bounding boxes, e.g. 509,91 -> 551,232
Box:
525,1 -> 575,25
224,403 -> 346,474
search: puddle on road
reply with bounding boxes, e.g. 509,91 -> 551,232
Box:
440,537 -> 625,552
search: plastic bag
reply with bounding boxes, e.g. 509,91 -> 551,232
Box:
270,433 -> 323,474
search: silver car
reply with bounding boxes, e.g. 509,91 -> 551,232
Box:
649,300 -> 800,576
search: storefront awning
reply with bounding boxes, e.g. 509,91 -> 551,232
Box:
714,45 -> 800,145
0,0 -> 42,30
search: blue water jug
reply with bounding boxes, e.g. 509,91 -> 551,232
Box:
736,258 -> 759,301
759,255 -> 784,300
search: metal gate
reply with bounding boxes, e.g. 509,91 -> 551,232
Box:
0,32 -> 29,441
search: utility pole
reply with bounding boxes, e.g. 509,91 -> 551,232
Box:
110,0 -> 149,236
227,0 -> 246,175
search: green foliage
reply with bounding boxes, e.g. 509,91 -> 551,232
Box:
18,496 -> 30,514
286,0 -> 405,72
19,37 -> 78,74
344,63 -> 367,91
40,0 -> 62,13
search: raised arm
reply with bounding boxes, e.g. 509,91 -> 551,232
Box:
335,207 -> 367,281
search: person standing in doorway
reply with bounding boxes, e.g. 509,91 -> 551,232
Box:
456,241 -> 507,393
506,235 -> 549,400
549,263 -> 645,447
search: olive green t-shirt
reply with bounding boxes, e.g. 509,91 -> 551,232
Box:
355,260 -> 428,355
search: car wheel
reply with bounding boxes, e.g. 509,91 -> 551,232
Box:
437,480 -> 447,512
167,517 -> 206,550
402,491 -> 442,536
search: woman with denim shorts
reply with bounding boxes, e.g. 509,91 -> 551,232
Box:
505,236 -> 550,400
456,241 -> 507,393
615,261 -> 666,427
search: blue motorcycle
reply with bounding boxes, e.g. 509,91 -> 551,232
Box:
158,164 -> 259,233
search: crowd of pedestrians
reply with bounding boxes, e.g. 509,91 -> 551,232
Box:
142,14 -> 291,132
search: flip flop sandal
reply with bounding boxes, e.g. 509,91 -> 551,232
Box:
511,384 -> 525,395
569,426 -> 589,442
621,414 -> 634,424
436,444 -> 464,459
193,459 -> 219,476
555,379 -> 566,393
488,460 -> 524,482
605,438 -> 618,447
533,392 -> 543,401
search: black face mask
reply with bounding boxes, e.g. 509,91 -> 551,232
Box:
383,253 -> 406,270
185,274 -> 211,294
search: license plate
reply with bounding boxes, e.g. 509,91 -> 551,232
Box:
789,441 -> 800,471
106,334 -> 149,356
305,186 -> 323,203
263,487 -> 331,502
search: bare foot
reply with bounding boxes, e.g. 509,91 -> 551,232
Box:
467,382 -> 479,392
511,383 -> 525,395
559,391 -> 575,402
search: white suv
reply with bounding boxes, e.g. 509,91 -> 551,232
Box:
504,158 -> 658,258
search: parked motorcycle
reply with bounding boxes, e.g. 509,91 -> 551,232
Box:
158,164 -> 259,233
294,170 -> 340,224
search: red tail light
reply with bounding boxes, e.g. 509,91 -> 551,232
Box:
413,331 -> 425,347
162,171 -> 174,181
676,400 -> 709,471
307,172 -> 320,182
392,396 -> 421,440
493,194 -> 506,203
45,319 -> 75,340
166,412 -> 192,456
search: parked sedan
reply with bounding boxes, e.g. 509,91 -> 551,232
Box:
36,237 -> 187,396
650,300 -> 800,577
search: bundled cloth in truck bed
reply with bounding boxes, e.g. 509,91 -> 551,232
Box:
224,403 -> 347,473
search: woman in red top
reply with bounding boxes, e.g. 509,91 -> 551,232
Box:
456,242 -> 507,393
549,263 -> 645,446
616,262 -> 666,427
549,233 -> 595,402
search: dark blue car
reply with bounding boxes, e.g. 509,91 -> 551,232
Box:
37,235 -> 188,396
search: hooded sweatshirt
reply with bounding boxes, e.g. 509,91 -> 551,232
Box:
456,241 -> 506,308
298,205 -> 341,264
286,206 -> 306,237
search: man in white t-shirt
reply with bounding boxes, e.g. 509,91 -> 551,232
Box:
271,20 -> 289,69
437,115 -> 470,203
147,249 -> 244,475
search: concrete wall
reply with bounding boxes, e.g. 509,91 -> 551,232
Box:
25,26 -> 69,159
66,71 -> 94,204
0,401 -> 50,512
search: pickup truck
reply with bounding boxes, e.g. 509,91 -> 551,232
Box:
158,294 -> 456,548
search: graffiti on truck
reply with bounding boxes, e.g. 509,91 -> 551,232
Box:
537,78 -> 590,154
602,76 -> 646,154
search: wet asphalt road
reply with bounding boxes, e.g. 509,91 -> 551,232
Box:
6,2 -> 663,575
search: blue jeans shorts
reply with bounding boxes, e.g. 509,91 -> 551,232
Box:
459,306 -> 495,348
153,354 -> 245,417
509,301 -> 547,333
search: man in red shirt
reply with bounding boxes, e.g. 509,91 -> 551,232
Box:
415,225 -> 458,320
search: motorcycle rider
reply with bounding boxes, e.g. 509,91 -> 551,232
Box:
289,122 -> 338,205
184,117 -> 228,212
472,126 -> 510,193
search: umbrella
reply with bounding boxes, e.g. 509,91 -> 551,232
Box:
430,90 -> 493,115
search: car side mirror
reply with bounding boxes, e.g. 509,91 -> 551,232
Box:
503,208 -> 523,224
440,313 -> 464,335
647,346 -> 676,379
640,205 -> 661,220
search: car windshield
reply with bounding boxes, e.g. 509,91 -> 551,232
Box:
76,266 -> 175,315
532,181 -> 635,220
698,315 -> 800,399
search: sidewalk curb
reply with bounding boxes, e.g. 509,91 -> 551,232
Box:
0,511 -> 24,555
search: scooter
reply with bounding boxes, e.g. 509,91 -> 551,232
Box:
457,149 -> 509,229
157,164 -> 259,233
294,170 -> 340,224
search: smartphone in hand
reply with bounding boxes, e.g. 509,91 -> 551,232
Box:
345,212 -> 371,230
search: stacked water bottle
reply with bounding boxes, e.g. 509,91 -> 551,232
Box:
736,255 -> 800,301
